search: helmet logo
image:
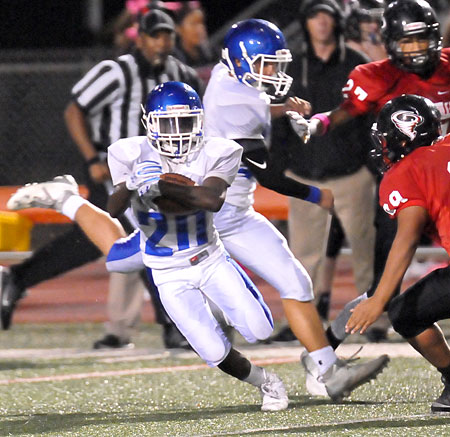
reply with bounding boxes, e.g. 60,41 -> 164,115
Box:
166,104 -> 190,111
403,22 -> 426,33
391,110 -> 424,140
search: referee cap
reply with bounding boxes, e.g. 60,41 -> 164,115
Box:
139,9 -> 175,36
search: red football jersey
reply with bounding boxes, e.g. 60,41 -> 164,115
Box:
341,48 -> 450,134
379,135 -> 450,253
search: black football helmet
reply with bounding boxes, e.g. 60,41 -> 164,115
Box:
381,0 -> 442,76
370,94 -> 441,173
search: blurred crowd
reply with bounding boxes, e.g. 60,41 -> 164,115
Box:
105,0 -> 216,82
102,0 -> 450,82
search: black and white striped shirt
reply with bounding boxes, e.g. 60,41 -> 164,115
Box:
71,49 -> 202,152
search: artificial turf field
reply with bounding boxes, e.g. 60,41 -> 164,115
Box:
1,322 -> 450,436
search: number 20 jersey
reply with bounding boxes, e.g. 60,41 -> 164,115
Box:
379,135 -> 450,254
108,136 -> 242,269
340,48 -> 450,135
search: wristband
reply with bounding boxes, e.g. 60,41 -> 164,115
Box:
86,156 -> 101,167
311,113 -> 330,135
305,186 -> 321,204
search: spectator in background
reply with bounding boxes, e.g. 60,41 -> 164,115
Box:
345,2 -> 387,61
171,1 -> 216,85
443,19 -> 450,48
270,0 -> 376,339
311,0 -> 387,326
104,0 -> 166,55
0,9 -> 202,351
172,2 -> 215,67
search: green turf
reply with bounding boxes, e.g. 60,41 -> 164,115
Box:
1,323 -> 450,436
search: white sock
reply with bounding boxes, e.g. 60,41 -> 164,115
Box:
61,195 -> 87,220
243,364 -> 266,387
309,346 -> 337,375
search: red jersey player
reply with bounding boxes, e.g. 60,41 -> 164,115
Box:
292,0 -> 450,353
306,0 -> 450,136
345,94 -> 450,413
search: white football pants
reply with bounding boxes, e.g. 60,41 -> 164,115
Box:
105,232 -> 273,366
214,202 -> 314,301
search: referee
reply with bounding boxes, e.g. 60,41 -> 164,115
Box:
2,9 -> 202,349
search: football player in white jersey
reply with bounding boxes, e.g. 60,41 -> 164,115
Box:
7,81 -> 289,411
203,18 -> 389,400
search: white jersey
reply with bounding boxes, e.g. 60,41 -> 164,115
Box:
108,135 -> 242,269
203,63 -> 271,208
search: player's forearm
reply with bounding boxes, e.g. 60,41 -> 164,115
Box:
309,108 -> 353,136
159,181 -> 225,212
107,183 -> 133,218
373,235 -> 419,306
64,102 -> 98,160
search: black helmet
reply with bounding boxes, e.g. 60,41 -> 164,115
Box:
370,94 -> 441,173
381,0 -> 442,76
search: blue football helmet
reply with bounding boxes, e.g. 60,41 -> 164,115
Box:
222,19 -> 293,97
142,81 -> 204,158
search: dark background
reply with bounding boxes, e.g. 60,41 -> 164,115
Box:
0,0 -> 256,49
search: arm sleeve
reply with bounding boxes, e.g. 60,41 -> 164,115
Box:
237,139 -> 320,202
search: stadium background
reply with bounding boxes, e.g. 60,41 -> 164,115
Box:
0,0 -> 293,185
1,0 -> 448,186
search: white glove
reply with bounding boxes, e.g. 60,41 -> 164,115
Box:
286,111 -> 311,143
126,161 -> 162,200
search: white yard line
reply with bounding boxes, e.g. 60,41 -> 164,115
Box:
0,342 -> 421,361
0,342 -> 420,386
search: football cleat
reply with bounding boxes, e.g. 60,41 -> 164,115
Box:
0,266 -> 25,330
322,355 -> 390,402
7,175 -> 79,212
431,377 -> 450,414
260,370 -> 289,411
301,350 -> 389,401
300,350 -> 328,397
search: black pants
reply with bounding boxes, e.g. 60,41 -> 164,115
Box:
10,172 -> 172,326
388,265 -> 450,338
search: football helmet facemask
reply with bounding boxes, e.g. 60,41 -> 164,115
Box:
381,0 -> 442,76
370,94 -> 441,173
142,81 -> 203,158
222,18 -> 293,98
